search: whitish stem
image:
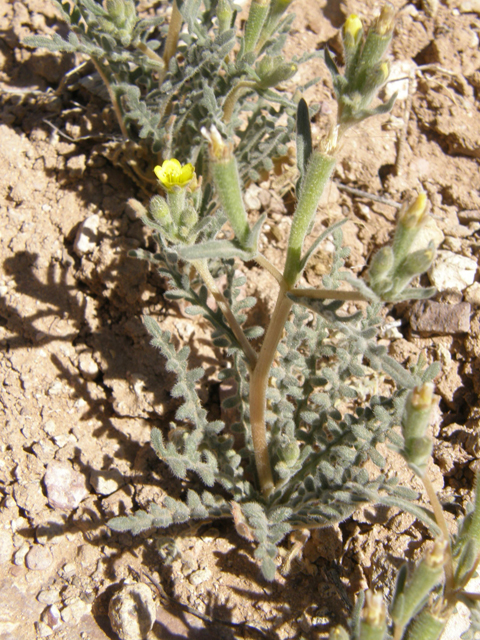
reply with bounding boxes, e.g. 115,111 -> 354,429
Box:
223,81 -> 257,124
137,41 -> 165,75
161,0 -> 183,84
192,259 -> 257,369
422,473 -> 455,592
91,57 -> 129,140
249,282 -> 292,496
255,253 -> 284,285
290,287 -> 367,301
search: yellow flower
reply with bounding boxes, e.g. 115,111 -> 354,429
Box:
154,159 -> 195,190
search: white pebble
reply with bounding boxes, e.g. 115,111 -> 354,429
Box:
43,461 -> 88,511
73,214 -> 100,256
78,351 -> 99,380
26,544 -> 53,571
429,250 -> 477,291
189,568 -> 212,586
109,583 -> 156,640
90,469 -> 124,496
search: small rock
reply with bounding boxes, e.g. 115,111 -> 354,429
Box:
459,0 -> 480,13
189,568 -> 212,586
108,583 -> 156,640
73,214 -> 100,256
61,597 -> 90,622
464,282 -> 480,306
35,621 -> 53,637
41,604 -> 62,630
37,589 -> 61,605
90,469 -> 124,496
14,543 -> 29,566
78,351 -> 99,380
76,544 -> 98,570
428,250 -> 477,291
458,209 -> 480,222
409,301 -> 471,334
26,544 -> 53,571
244,184 -> 262,211
0,528 -> 14,564
66,154 -> 86,178
43,461 -> 88,511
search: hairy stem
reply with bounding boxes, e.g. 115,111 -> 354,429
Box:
161,0 -> 183,83
223,81 -> 257,124
192,259 -> 257,369
290,287 -> 367,301
255,253 -> 284,285
91,57 -> 129,140
250,282 -> 292,496
422,473 -> 455,593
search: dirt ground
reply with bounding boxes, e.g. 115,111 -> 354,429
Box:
1,0 -> 480,638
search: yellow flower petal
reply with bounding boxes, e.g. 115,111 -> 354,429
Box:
343,14 -> 363,42
154,159 -> 195,190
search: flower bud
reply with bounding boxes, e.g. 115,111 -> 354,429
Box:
149,195 -> 172,226
399,193 -> 428,229
425,538 -> 447,569
216,0 -> 234,33
368,246 -> 394,291
362,590 -> 386,628
179,204 -> 198,231
343,14 -> 363,46
402,383 -> 435,441
256,56 -> 298,88
372,2 -> 395,37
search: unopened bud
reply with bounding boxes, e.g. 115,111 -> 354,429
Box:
179,204 -> 198,231
343,14 -> 363,43
399,193 -> 428,229
425,538 -> 448,569
362,590 -> 386,628
369,246 -> 394,288
257,57 -> 298,88
217,0 -> 234,32
402,383 -> 435,440
411,382 -> 435,411
201,125 -> 232,162
396,243 -> 435,279
149,195 -> 172,226
282,442 -> 300,466
373,2 -> 396,36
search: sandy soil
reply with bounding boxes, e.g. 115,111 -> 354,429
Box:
1,0 -> 480,638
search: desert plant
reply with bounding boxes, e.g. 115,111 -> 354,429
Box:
101,3 -> 442,581
24,0 -> 314,184
329,384 -> 480,640
27,1 -> 480,637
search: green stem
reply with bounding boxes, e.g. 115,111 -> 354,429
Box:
192,259 -> 257,369
250,282 -> 292,496
284,151 -> 337,286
